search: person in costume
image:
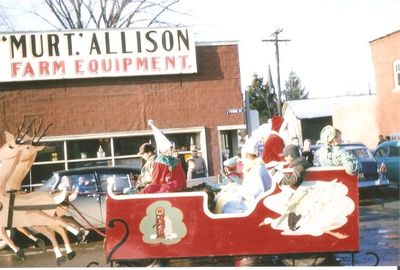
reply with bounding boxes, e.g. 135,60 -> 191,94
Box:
141,120 -> 187,194
215,137 -> 273,214
262,116 -> 285,166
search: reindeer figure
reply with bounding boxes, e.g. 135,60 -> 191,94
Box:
0,131 -> 24,259
5,119 -> 48,192
0,120 -> 85,264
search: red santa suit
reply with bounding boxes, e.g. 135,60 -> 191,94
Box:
142,154 -> 187,193
262,116 -> 285,164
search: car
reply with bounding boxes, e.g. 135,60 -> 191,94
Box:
373,140 -> 400,189
38,166 -> 140,229
312,143 -> 389,189
0,166 -> 140,250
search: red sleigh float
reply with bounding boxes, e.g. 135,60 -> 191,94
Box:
105,167 -> 360,266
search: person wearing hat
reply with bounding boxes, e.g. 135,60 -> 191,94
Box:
215,137 -> 272,214
313,125 -> 359,175
261,116 -> 285,165
270,144 -> 312,187
187,145 -> 207,179
137,143 -> 157,189
141,120 -> 187,193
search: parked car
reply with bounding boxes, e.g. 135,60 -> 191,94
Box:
311,143 -> 389,189
373,140 -> 400,189
0,166 -> 140,250
38,166 -> 140,229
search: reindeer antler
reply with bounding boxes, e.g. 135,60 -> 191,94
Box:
31,120 -> 52,146
15,119 -> 35,144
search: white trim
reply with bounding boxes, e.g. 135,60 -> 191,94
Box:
393,59 -> 400,91
41,126 -> 206,142
217,124 -> 246,131
216,124 -> 246,170
106,175 -> 276,220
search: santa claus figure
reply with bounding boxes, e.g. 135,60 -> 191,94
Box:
262,116 -> 285,165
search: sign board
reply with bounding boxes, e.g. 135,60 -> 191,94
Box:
0,27 -> 197,82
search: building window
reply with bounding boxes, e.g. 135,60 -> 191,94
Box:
22,128 -> 206,190
394,59 -> 400,91
36,141 -> 65,162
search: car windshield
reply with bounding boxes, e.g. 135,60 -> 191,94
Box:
69,173 -> 97,193
347,148 -> 373,160
39,174 -> 59,192
99,172 -> 133,193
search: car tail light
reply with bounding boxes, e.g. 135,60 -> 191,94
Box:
378,162 -> 387,174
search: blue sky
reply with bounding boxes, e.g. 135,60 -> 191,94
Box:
2,0 -> 399,98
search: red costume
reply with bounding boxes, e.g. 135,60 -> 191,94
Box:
262,116 -> 285,164
142,154 -> 187,193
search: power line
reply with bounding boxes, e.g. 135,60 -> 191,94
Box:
262,29 -> 290,116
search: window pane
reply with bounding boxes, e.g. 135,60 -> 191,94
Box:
99,173 -> 132,193
70,173 -> 97,193
36,141 -> 65,162
389,146 -> 400,157
67,139 -> 110,159
378,147 -> 390,157
115,157 -> 142,169
167,133 -> 197,151
113,136 -> 153,156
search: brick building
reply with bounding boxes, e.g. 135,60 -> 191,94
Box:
369,30 -> 400,136
0,28 -> 245,188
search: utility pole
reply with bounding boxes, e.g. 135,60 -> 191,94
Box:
262,29 -> 290,116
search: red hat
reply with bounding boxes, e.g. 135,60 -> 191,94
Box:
271,116 -> 284,132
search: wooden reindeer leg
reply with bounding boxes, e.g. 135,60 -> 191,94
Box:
24,210 -> 84,239
51,225 -> 76,261
33,226 -> 66,266
0,227 -> 24,260
16,227 -> 45,251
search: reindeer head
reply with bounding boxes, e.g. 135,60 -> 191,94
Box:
0,119 -> 51,164
15,119 -> 52,161
3,119 -> 52,192
0,131 -> 22,161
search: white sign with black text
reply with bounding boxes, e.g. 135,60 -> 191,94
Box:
0,27 -> 197,82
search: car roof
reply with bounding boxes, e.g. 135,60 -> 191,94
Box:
338,143 -> 368,150
54,166 -> 140,176
376,140 -> 400,148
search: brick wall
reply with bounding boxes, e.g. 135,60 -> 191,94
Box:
0,44 -> 244,175
370,31 -> 400,134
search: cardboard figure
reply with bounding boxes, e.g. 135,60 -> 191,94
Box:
0,120 -> 85,264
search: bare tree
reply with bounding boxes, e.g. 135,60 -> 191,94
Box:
44,0 -> 185,29
1,0 -> 187,31
0,6 -> 15,31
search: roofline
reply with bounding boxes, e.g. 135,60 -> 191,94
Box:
195,40 -> 239,47
283,94 -> 377,119
369,29 -> 400,43
285,94 -> 376,103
